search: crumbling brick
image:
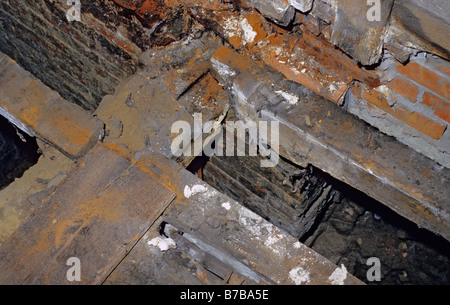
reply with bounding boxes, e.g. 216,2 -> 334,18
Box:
422,92 -> 450,124
387,76 -> 419,103
397,62 -> 450,100
361,88 -> 446,140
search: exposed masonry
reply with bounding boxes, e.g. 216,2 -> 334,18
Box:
0,0 -> 448,166
0,0 -> 448,285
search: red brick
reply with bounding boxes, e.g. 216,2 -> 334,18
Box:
388,76 -> 418,102
397,62 -> 450,100
422,92 -> 450,123
362,88 -> 447,140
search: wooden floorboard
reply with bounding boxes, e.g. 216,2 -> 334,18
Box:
0,144 -> 176,285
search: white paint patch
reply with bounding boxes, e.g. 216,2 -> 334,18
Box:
147,236 -> 176,252
238,207 -> 285,257
223,17 -> 241,38
275,90 -> 300,105
239,18 -> 257,44
222,202 -> 231,210
211,58 -> 236,78
293,241 -> 302,249
184,184 -> 208,198
289,266 -> 310,285
184,184 -> 218,199
328,264 -> 348,285
328,83 -> 338,93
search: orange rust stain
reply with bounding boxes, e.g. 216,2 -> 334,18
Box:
22,105 -> 41,127
342,121 -> 352,131
213,46 -> 262,73
256,186 -> 266,193
46,111 -> 94,153
421,168 -> 432,179
229,36 -> 242,49
100,29 -> 134,54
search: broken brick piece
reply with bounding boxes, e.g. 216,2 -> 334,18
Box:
422,92 -> 450,123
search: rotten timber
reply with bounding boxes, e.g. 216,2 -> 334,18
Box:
0,144 -> 175,285
0,53 -> 104,159
330,0 -> 394,66
110,151 -> 364,285
210,46 -> 450,241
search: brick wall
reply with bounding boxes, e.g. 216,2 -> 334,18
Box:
0,0 -> 143,111
0,0 -> 192,111
346,52 -> 450,167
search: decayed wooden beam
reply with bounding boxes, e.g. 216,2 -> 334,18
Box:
330,0 -> 395,65
210,46 -> 450,241
129,152 -> 364,285
0,52 -> 104,159
0,144 -> 175,285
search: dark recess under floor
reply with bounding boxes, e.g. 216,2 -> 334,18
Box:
0,115 -> 40,191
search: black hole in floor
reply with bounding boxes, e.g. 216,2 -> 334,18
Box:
0,115 -> 41,190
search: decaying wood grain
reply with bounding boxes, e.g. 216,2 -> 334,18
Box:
330,0 -> 395,66
0,144 -> 175,285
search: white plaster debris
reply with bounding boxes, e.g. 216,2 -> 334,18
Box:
184,184 -> 218,199
184,184 -> 208,198
238,207 -> 286,257
221,201 -> 231,210
328,264 -> 348,285
239,18 -> 257,44
293,241 -> 302,249
376,84 -> 391,96
147,236 -> 176,252
211,58 -> 236,79
328,83 -> 338,94
289,266 -> 311,285
223,17 -> 241,38
275,90 -> 300,105
274,46 -> 284,56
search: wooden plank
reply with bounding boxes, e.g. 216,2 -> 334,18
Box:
330,0 -> 395,65
210,46 -> 450,241
386,0 -> 450,61
0,52 -> 104,159
0,144 -> 175,284
127,152 -> 363,285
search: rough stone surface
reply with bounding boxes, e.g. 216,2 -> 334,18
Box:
330,0 -> 395,66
